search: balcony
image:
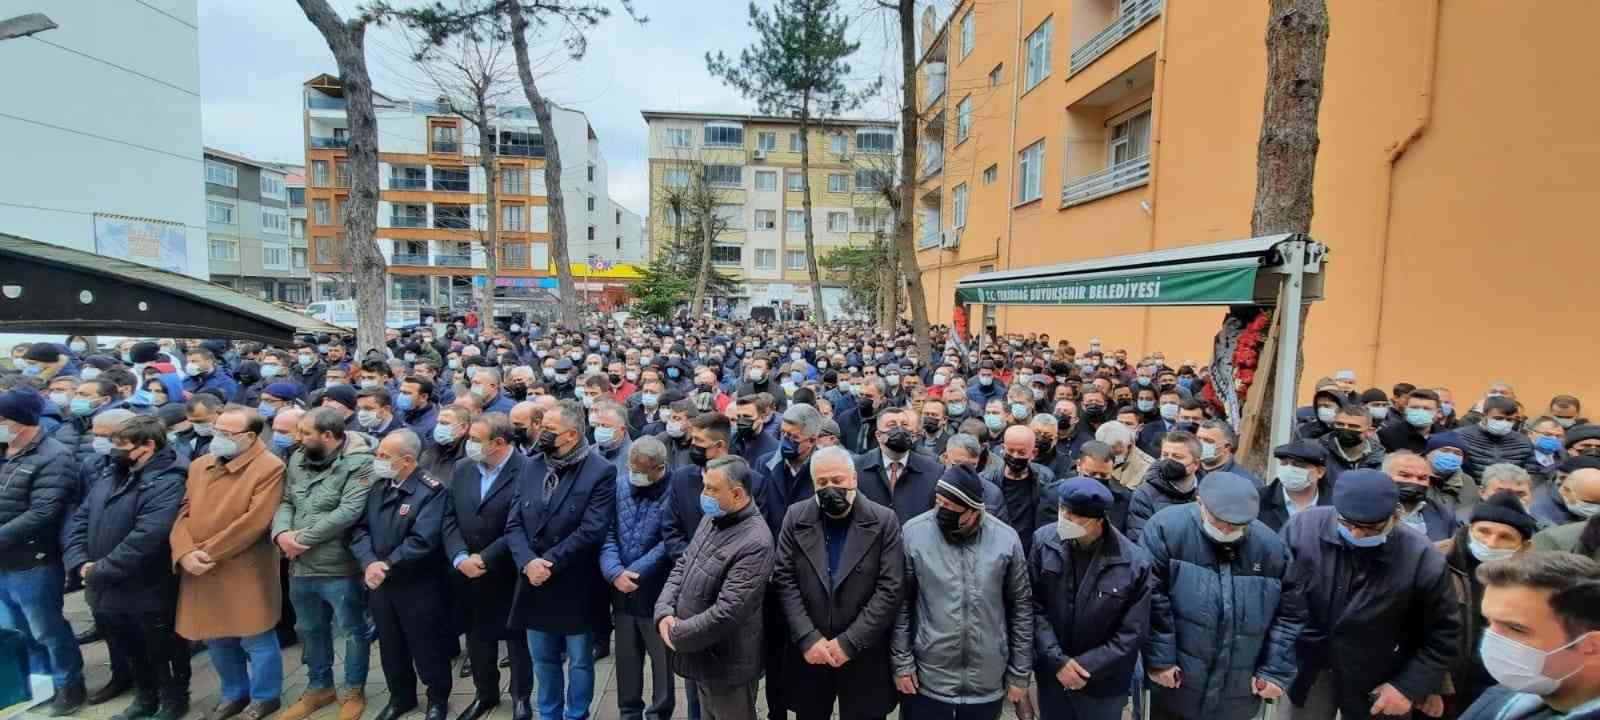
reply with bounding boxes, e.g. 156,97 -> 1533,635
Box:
924,63 -> 947,111
1069,0 -> 1162,75
434,216 -> 470,230
432,141 -> 461,153
307,96 -> 345,110
495,143 -> 545,157
432,178 -> 469,192
389,177 -> 427,190
498,251 -> 531,269
434,255 -> 471,267
920,145 -> 944,179
310,136 -> 348,149
1060,155 -> 1151,208
391,253 -> 430,266
390,214 -> 427,228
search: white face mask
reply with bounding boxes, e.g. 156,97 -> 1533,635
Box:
1057,517 -> 1088,541
1485,418 -> 1515,436
1199,507 -> 1245,543
1277,465 -> 1315,492
1467,538 -> 1516,563
1479,628 -> 1592,695
372,458 -> 397,480
628,470 -> 656,487
1316,406 -> 1337,424
1200,441 -> 1218,462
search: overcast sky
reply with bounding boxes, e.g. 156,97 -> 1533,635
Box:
198,0 -> 932,216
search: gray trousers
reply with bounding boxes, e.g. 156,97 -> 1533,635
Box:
613,612 -> 674,720
1277,672 -> 1338,720
693,680 -> 758,720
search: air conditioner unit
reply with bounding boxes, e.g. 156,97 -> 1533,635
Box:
752,149 -> 767,160
941,228 -> 961,249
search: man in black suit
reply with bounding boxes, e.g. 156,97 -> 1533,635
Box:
731,395 -> 779,470
853,406 -> 948,527
442,413 -> 532,720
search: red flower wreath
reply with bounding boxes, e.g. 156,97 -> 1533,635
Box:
1230,312 -> 1271,401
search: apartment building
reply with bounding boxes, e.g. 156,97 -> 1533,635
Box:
302,74 -> 641,310
913,0 -> 1600,406
640,111 -> 898,319
204,149 -> 311,302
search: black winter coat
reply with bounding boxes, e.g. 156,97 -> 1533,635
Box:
654,502 -> 774,689
442,451 -> 527,635
0,432 -> 80,570
1029,524 -> 1154,698
63,446 -> 186,613
1125,466 -> 1195,542
1456,424 -> 1539,479
505,447 -> 617,634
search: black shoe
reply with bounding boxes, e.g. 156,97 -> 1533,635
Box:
424,702 -> 448,720
454,698 -> 498,720
152,695 -> 190,720
89,677 -> 133,705
240,699 -> 282,720
511,697 -> 533,720
457,656 -> 472,678
373,700 -> 420,720
75,626 -> 102,645
108,692 -> 159,720
42,681 -> 87,717
208,698 -> 250,720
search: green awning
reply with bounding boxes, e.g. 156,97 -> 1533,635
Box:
954,234 -> 1320,307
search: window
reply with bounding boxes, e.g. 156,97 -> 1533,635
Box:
855,168 -> 889,191
827,212 -> 848,233
587,196 -> 596,212
664,206 -> 682,226
1017,140 -> 1044,203
754,171 -> 777,191
292,248 -> 308,268
789,133 -> 801,152
431,123 -> 459,153
587,225 -> 597,240
989,64 -> 1003,87
1024,18 -> 1052,90
711,244 -> 742,265
503,204 -> 525,231
953,183 -> 969,228
785,250 -> 807,270
856,129 -> 895,154
616,210 -> 621,224
827,174 -> 848,193
757,132 -> 777,151
786,210 -> 806,232
502,168 -> 526,195
754,248 -> 777,269
263,246 -> 288,267
434,204 -> 470,229
260,174 -> 285,199
960,10 -> 975,58
665,128 -> 692,148
1108,107 -> 1153,166
313,199 -> 330,225
209,239 -> 236,260
754,209 -> 777,230
207,200 -> 235,224
433,166 -> 468,192
205,160 -> 236,187
830,133 -> 847,155
312,160 -> 329,187
956,96 -> 973,142
704,164 -> 742,187
287,187 -> 305,208
291,219 -> 306,239
587,164 -> 596,182
855,208 -> 890,232
261,208 -> 288,234
704,123 -> 744,148
786,171 -> 805,191
664,167 -> 690,188
335,161 -> 350,188
715,204 -> 743,230
983,164 -> 998,185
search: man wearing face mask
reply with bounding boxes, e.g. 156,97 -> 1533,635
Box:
1317,403 -> 1386,486
443,413 -> 533,720
1258,441 -> 1332,532
770,446 -> 905,720
1279,469 -> 1461,720
395,376 -> 439,449
982,425 -> 1058,557
601,438 -> 676,720
661,412 -> 733,564
1196,419 -> 1259,486
652,398 -> 696,472
1434,491 -> 1538,716
1458,395 -> 1539,479
1126,432 -> 1203,542
855,408 -> 948,528
469,367 -> 517,414
1380,389 -> 1445,454
734,355 -> 787,414
1140,472 -> 1302,720
506,402 -> 617,720
355,388 -> 405,440
1031,478 -> 1154,720
182,348 -> 238,403
966,360 -> 1008,407
351,430 -> 452,720
892,464 -> 1031,719
1293,388 -> 1348,442
176,393 -> 223,460
1456,552 -> 1600,720
1388,451 -> 1463,542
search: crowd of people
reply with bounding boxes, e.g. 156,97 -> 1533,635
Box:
2,318 -> 1600,720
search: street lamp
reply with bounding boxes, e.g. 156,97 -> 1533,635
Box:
0,13 -> 56,42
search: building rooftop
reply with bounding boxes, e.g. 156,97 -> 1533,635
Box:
204,147 -> 292,173
640,109 -> 896,129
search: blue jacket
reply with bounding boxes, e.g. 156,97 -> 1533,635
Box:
599,477 -> 672,617
1140,504 -> 1304,720
62,445 -> 186,614
480,390 -> 516,414
401,403 -> 440,450
661,464 -> 706,561
183,366 -> 239,401
755,450 -> 811,539
505,446 -> 617,634
967,380 -> 1007,406
1030,523 -> 1154,698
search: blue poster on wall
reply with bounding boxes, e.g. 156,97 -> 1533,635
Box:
93,213 -> 189,276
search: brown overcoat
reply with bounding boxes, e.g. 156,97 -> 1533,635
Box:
169,438 -> 286,640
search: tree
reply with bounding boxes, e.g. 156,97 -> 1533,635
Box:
631,200 -> 738,320
299,0 -> 387,353
818,240 -> 890,320
870,0 -> 934,359
369,0 -> 643,328
1238,0 -> 1330,475
707,0 -> 878,325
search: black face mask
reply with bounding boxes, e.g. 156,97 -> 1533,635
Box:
735,419 -> 756,438
689,444 -> 710,467
883,427 -> 914,454
1334,428 -> 1365,448
696,383 -> 714,394
1004,453 -> 1031,473
109,448 -> 135,473
923,418 -> 943,435
509,384 -> 529,401
1082,403 -> 1107,419
816,486 -> 852,517
1035,439 -> 1056,457
936,505 -> 972,541
609,373 -> 623,386
1397,483 -> 1428,504
513,426 -> 533,449
1157,458 -> 1189,483
537,430 -> 560,455
858,398 -> 876,418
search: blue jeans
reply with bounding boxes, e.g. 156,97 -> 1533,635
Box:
528,630 -> 594,720
208,628 -> 283,703
0,563 -> 83,688
289,575 -> 370,692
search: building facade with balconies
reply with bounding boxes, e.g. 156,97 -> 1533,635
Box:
911,0 -> 1600,407
301,74 -> 641,311
204,148 -> 311,302
640,111 -> 897,320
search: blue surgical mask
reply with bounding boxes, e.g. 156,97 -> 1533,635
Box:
298,354 -> 316,367
1432,453 -> 1463,474
433,423 -> 457,444
1136,399 -> 1156,413
258,403 -> 277,419
69,398 -> 95,417
133,389 -> 155,406
640,393 -> 659,408
1160,403 -> 1180,421
1441,402 -> 1454,417
947,401 -> 967,416
260,364 -> 282,379
699,493 -> 725,519
1010,403 -> 1030,420
1404,408 -> 1434,428
1338,524 -> 1388,548
594,426 -> 617,446
273,432 -> 295,449
394,393 -> 414,412
779,436 -> 801,460
20,363 -> 40,376
984,413 -> 1005,432
1535,435 -> 1563,455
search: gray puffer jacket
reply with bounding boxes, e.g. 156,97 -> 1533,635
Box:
893,510 -> 1032,704
654,501 -> 774,689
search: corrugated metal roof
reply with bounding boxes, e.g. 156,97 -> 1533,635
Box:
0,233 -> 346,337
955,234 -> 1301,287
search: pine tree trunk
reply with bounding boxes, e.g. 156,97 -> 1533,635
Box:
504,1 -> 577,327
477,109 -> 499,323
1238,0 -> 1329,476
298,0 -> 386,354
798,111 -> 827,324
896,0 -> 933,357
